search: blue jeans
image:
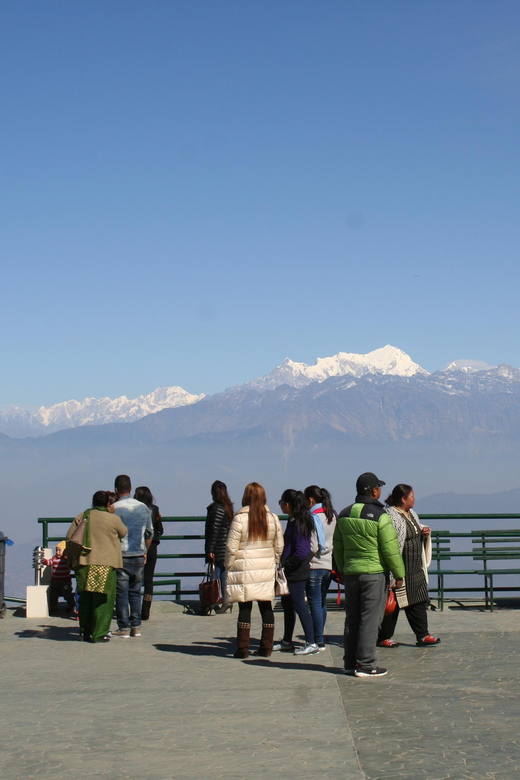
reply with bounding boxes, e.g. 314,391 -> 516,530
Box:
116,556 -> 145,629
306,570 -> 332,645
215,562 -> 228,603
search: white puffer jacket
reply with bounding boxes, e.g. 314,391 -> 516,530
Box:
225,505 -> 284,603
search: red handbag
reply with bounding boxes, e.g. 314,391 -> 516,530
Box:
384,588 -> 397,616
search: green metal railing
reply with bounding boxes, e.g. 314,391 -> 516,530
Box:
37,514 -> 520,608
38,516 -> 207,600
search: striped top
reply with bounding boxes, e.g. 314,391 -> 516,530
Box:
47,555 -> 72,581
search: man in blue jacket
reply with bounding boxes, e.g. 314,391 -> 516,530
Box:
334,472 -> 405,677
110,474 -> 153,638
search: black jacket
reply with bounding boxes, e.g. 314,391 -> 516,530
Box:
205,501 -> 232,564
151,504 -> 164,544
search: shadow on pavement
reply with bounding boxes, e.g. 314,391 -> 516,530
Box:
154,643 -> 341,673
14,623 -> 80,641
245,658 -> 339,673
447,598 -> 520,611
154,639 -> 234,657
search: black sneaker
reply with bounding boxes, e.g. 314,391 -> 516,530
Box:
355,666 -> 388,677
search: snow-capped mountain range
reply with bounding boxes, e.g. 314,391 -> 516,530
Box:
232,345 -> 428,393
0,345 -> 507,438
0,386 -> 205,438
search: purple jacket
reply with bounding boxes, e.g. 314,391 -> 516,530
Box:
281,519 -> 312,582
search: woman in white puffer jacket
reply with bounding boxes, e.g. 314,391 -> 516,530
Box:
225,482 -> 284,659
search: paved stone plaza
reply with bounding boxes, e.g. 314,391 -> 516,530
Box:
1,601 -> 519,780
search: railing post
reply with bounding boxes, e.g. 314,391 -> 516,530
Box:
481,532 -> 489,608
42,519 -> 48,548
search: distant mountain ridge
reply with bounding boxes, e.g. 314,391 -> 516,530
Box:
129,366 -> 520,447
1,345 -> 517,440
0,386 -> 204,438
0,344 -> 427,438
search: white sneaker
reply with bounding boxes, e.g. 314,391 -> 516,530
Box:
294,642 -> 319,655
109,628 -> 130,638
273,640 -> 294,652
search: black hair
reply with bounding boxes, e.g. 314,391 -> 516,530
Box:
114,474 -> 131,494
304,485 -> 335,524
211,480 -> 234,521
386,484 -> 413,507
281,489 -> 314,538
134,486 -> 154,508
92,490 -> 110,508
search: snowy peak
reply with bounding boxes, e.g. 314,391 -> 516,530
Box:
35,386 -> 205,428
442,360 -> 520,382
444,359 -> 495,373
237,345 -> 428,392
0,386 -> 205,437
311,346 -> 428,380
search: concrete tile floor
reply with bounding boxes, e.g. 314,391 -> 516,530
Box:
1,602 -> 518,780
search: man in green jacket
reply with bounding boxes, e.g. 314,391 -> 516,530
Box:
333,472 -> 405,677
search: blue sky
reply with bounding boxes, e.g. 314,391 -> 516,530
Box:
1,1 -> 519,410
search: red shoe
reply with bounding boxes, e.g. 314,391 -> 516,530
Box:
377,638 -> 399,648
416,634 -> 440,646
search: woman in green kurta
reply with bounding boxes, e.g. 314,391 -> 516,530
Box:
67,491 -> 127,643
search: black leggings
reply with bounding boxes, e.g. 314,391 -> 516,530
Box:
281,579 -> 315,644
143,542 -> 158,598
238,600 -> 274,624
378,600 -> 429,642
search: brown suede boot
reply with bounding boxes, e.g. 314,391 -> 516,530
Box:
254,623 -> 275,657
233,622 -> 251,658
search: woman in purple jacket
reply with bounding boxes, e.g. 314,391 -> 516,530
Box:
273,489 -> 318,656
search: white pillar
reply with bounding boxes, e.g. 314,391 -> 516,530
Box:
26,585 -> 49,618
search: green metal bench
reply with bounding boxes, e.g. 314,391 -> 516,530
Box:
472,531 -> 520,611
428,531 -> 483,611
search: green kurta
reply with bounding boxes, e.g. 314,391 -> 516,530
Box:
76,565 -> 117,641
73,507 -> 122,642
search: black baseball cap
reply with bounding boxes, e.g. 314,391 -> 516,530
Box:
356,472 -> 386,492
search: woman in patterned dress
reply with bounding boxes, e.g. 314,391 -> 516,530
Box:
67,491 -> 127,643
377,484 -> 440,648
